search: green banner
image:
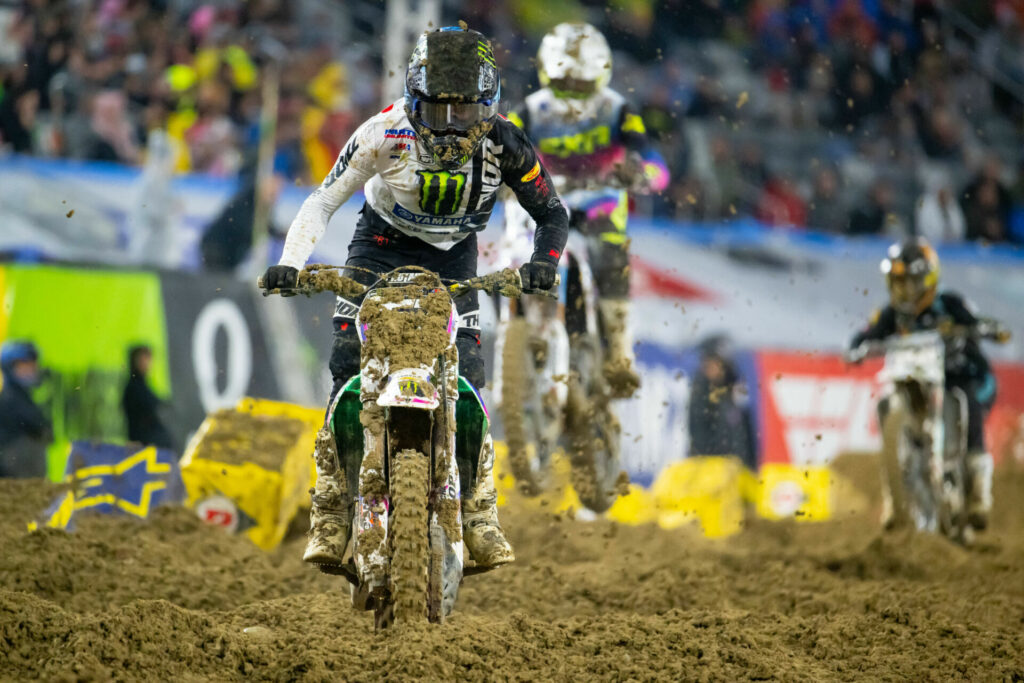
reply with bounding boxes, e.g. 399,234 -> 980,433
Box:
0,265 -> 170,479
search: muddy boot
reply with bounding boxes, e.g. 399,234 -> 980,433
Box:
965,451 -> 993,531
303,428 -> 352,565
463,433 -> 515,567
598,299 -> 640,399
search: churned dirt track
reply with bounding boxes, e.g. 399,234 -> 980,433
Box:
2,459 -> 1023,681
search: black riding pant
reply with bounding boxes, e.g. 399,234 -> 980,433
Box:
572,210 -> 629,299
963,373 -> 996,454
327,205 -> 484,399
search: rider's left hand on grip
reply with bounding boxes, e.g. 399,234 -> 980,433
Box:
519,260 -> 557,292
843,346 -> 866,365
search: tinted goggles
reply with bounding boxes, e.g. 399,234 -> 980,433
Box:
413,99 -> 497,132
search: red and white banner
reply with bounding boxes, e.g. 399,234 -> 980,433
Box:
756,350 -> 1024,466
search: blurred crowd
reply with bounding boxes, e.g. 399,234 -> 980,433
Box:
1,0 -> 1023,244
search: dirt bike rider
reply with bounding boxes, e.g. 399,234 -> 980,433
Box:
506,22 -> 669,398
260,26 -> 569,568
848,237 -> 1010,532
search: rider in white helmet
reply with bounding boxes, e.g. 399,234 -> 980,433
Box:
508,22 -> 669,397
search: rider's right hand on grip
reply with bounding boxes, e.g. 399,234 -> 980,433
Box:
261,265 -> 298,291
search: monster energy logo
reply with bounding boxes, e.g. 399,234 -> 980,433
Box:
478,40 -> 496,67
416,170 -> 466,215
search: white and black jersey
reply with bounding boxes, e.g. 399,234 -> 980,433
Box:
279,99 -> 568,269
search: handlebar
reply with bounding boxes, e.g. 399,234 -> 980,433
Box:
845,320 -> 1011,365
259,265 -> 559,300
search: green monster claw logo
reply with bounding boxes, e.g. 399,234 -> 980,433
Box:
477,40 -> 496,67
416,170 -> 466,215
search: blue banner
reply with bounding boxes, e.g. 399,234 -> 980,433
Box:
30,442 -> 184,531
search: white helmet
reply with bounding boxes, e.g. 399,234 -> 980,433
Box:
537,22 -> 612,98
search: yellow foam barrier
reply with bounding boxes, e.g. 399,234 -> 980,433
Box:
493,441 -> 582,514
755,463 -> 832,521
180,397 -> 321,550
495,439 -> 837,536
647,456 -> 748,537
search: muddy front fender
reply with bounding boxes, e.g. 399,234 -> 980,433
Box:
376,368 -> 440,411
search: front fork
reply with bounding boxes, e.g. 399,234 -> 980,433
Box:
352,350 -> 464,601
884,384 -> 947,532
353,402 -> 389,594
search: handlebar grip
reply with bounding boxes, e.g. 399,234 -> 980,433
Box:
521,273 -> 560,299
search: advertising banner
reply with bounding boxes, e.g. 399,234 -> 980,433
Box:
0,264 -> 284,478
29,442 -> 183,531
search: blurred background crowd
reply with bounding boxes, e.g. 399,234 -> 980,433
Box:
1,0 -> 1023,245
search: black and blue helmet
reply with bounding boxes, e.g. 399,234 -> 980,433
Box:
0,340 -> 39,372
404,26 -> 500,171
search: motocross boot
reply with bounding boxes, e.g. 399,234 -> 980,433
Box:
303,428 -> 352,565
965,451 -> 994,531
598,298 -> 641,399
463,433 -> 515,567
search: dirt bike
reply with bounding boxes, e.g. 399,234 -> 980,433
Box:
848,322 -> 1005,544
494,198 -> 624,512
262,264 -> 523,628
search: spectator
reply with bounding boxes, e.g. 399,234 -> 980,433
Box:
807,166 -> 847,232
687,335 -> 755,470
0,341 -> 51,478
756,174 -> 806,228
916,107 -> 964,162
0,88 -> 39,153
200,154 -> 284,271
686,76 -> 727,119
708,136 -> 744,217
122,345 -> 174,451
961,155 -> 1014,234
916,173 -> 966,242
847,180 -> 901,236
963,179 -> 1013,243
737,141 -> 769,190
830,59 -> 885,132
85,90 -> 140,164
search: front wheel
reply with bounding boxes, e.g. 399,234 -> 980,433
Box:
880,405 -> 912,530
564,372 -> 623,513
384,448 -> 430,627
501,317 -> 556,496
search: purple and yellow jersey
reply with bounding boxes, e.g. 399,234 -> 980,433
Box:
509,87 -> 668,238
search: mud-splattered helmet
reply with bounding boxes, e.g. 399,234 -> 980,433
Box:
404,26 -> 500,171
537,22 -> 612,99
881,237 -> 940,315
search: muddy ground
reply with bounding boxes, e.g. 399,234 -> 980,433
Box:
1,457 -> 1022,681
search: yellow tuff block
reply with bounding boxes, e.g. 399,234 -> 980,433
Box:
493,441 -> 583,514
180,397 -> 322,550
606,483 -> 658,526
650,456 -> 747,538
756,463 -> 832,521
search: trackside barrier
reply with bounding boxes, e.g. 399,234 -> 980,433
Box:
28,442 -> 184,531
179,397 -> 321,550
493,444 -> 840,538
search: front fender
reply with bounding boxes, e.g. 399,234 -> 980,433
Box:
376,368 -> 439,410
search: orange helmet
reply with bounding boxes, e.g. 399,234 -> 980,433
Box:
880,237 -> 940,315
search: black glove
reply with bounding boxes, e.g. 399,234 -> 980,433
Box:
261,265 -> 298,291
519,260 -> 557,291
